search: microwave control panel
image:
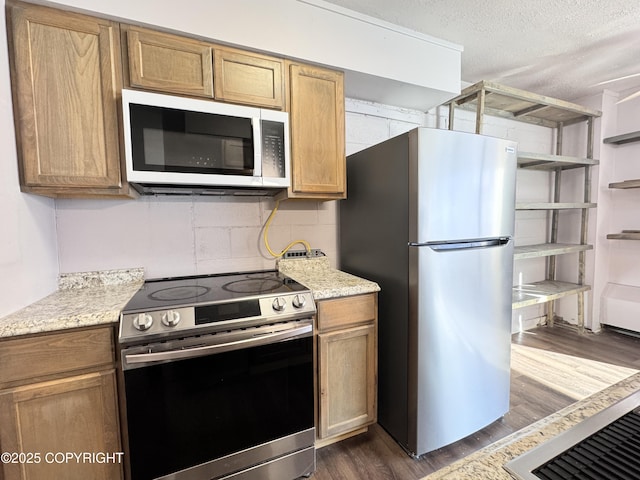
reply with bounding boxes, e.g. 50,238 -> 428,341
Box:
261,120 -> 286,179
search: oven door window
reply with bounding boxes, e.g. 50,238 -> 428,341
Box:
123,336 -> 313,480
129,104 -> 255,175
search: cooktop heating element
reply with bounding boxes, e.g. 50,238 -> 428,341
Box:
119,270 -> 315,345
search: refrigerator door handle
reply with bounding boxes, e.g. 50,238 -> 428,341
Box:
409,237 -> 510,251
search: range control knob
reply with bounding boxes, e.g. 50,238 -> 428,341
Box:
133,313 -> 153,331
162,310 -> 181,327
272,297 -> 287,312
292,294 -> 307,309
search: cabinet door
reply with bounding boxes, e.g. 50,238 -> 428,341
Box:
126,26 -> 213,98
318,324 -> 376,439
7,2 -> 125,195
286,63 -> 346,199
214,46 -> 284,109
0,371 -> 122,480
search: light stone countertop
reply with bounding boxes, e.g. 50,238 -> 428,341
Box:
277,257 -> 380,300
424,372 -> 640,480
0,260 -> 377,339
0,268 -> 144,339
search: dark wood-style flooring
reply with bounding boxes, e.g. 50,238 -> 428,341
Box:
312,324 -> 640,480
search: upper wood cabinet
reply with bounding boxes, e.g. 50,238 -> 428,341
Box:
282,62 -> 346,200
123,26 -> 284,109
7,1 -> 130,198
7,2 -> 344,198
214,46 -> 284,109
124,25 -> 214,98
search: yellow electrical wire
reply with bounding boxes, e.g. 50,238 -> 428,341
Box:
263,200 -> 312,258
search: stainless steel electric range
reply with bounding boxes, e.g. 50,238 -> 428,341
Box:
117,270 -> 316,480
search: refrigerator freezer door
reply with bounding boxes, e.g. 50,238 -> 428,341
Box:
409,128 -> 517,244
408,239 -> 513,455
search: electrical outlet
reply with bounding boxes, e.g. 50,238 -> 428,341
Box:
284,249 -> 324,259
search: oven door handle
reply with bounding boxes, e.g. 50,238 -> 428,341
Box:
124,323 -> 312,366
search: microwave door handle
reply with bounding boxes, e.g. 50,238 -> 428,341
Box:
252,115 -> 262,177
123,323 -> 312,367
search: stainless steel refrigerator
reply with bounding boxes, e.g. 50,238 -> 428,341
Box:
339,127 -> 517,457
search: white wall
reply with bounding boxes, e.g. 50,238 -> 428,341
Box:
0,5 -> 58,318
45,0 -> 461,110
342,100 -> 564,333
55,196 -> 340,279
0,0 -> 460,318
0,0 -> 606,331
0,95 -> 597,336
16,90 -> 559,333
591,91 -> 618,330
606,94 -> 640,288
345,99 -> 435,154
595,92 -> 640,330
53,98 -> 434,279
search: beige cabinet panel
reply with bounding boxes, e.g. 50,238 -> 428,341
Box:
0,371 -> 122,480
284,62 -> 346,199
0,327 -> 114,389
0,326 -> 121,479
7,1 -> 128,197
214,46 -> 284,109
316,293 -> 377,442
317,294 -> 377,332
125,25 -> 213,98
318,324 -> 376,439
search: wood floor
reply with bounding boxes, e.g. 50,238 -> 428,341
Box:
312,324 -> 640,480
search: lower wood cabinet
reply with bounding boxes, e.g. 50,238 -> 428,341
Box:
316,293 -> 377,444
0,327 -> 122,480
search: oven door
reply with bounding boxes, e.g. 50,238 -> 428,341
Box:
119,320 -> 314,480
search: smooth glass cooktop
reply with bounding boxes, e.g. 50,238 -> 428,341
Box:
122,270 -> 307,312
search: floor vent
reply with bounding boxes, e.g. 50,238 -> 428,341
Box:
504,390 -> 640,480
533,409 -> 640,479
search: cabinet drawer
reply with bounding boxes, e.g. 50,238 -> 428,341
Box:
0,327 -> 114,388
317,293 -> 376,332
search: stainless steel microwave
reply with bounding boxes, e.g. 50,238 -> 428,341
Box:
122,89 -> 290,195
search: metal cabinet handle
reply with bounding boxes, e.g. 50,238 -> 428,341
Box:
124,324 -> 312,366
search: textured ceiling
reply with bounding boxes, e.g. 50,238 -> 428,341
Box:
324,0 -> 640,103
